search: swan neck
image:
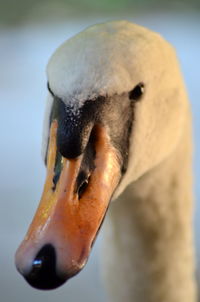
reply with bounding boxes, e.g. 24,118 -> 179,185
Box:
101,120 -> 197,302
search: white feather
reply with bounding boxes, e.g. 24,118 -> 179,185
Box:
47,21 -> 173,104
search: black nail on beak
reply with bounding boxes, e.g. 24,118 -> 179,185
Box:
24,244 -> 65,290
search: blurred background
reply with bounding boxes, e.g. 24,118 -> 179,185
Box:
0,1 -> 199,301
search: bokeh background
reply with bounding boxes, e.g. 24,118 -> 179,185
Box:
0,1 -> 199,301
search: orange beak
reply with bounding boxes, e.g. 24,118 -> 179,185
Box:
15,120 -> 121,289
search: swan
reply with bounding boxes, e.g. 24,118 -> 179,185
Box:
15,20 -> 197,301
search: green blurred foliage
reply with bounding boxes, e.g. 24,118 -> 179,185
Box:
0,0 -> 200,26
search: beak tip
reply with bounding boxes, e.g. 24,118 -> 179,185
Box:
20,244 -> 64,290
15,243 -> 84,290
24,274 -> 67,290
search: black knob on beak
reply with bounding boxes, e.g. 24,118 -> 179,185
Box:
24,244 -> 65,290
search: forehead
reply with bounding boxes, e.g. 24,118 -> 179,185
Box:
47,21 -> 167,108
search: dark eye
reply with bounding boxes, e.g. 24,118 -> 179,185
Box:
129,83 -> 144,101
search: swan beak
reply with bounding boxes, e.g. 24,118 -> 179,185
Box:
15,120 -> 121,290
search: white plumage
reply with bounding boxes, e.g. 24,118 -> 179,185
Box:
47,21 -> 178,104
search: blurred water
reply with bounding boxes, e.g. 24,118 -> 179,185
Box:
0,13 -> 199,302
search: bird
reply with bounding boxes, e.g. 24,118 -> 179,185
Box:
15,20 -> 197,302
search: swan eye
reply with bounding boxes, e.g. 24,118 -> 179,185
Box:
129,83 -> 144,101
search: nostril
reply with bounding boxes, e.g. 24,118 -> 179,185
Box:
24,244 -> 65,290
76,171 -> 90,199
78,178 -> 89,199
52,151 -> 62,191
52,172 -> 60,191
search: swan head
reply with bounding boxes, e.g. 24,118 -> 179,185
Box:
15,20 -> 188,290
